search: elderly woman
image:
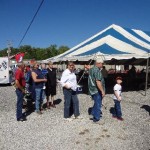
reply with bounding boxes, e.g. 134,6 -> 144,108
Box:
60,61 -> 81,121
31,62 -> 47,114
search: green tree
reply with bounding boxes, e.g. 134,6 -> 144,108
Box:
58,46 -> 69,54
46,45 -> 58,58
0,44 -> 70,60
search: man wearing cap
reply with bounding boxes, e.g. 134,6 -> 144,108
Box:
88,58 -> 105,123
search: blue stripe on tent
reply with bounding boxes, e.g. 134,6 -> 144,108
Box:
124,27 -> 150,44
76,44 -> 129,56
60,28 -> 149,57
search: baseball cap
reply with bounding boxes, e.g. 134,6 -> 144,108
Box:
95,57 -> 104,63
116,76 -> 122,81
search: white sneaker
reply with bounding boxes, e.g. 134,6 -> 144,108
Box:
64,118 -> 73,122
75,115 -> 83,119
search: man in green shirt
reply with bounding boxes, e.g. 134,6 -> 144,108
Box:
88,58 -> 105,122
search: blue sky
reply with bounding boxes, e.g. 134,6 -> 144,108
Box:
0,0 -> 150,50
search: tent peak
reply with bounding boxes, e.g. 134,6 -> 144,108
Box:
107,24 -> 119,29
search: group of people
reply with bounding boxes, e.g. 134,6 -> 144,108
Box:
15,61 -> 57,121
15,59 -> 124,123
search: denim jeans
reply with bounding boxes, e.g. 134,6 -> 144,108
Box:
35,88 -> 45,112
114,99 -> 122,118
63,88 -> 80,118
91,92 -> 102,121
16,88 -> 24,119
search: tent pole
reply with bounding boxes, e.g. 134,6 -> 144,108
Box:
145,56 -> 149,96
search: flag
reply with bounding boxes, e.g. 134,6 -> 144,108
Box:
15,52 -> 25,63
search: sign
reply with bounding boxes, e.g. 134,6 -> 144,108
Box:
0,57 -> 9,84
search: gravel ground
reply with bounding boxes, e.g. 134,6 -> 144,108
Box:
0,85 -> 150,150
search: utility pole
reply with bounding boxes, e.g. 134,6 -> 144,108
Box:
7,41 -> 12,67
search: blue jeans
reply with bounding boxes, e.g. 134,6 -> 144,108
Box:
113,99 -> 122,118
35,88 -> 45,112
63,88 -> 80,118
91,92 -> 102,121
16,88 -> 24,119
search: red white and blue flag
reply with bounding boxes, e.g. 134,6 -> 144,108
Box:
15,52 -> 25,63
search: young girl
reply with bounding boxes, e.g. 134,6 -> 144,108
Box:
113,76 -> 124,121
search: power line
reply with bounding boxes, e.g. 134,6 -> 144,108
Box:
18,0 -> 45,48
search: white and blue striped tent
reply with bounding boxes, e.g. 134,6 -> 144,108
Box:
45,24 -> 150,62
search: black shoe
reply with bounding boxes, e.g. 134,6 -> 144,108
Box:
89,117 -> 93,120
93,118 -> 99,122
117,117 -> 124,121
17,118 -> 27,122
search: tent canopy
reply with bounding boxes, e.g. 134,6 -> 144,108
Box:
44,24 -> 150,63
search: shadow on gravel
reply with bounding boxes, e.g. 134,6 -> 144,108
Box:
141,105 -> 150,116
88,107 -> 93,115
42,98 -> 62,109
109,107 -> 116,116
23,95 -> 35,117
0,84 -> 11,87
54,99 -> 62,105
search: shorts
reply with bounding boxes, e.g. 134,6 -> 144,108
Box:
45,86 -> 56,96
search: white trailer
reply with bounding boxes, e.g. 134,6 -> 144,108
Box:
0,57 -> 13,84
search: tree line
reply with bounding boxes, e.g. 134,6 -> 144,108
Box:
0,45 -> 69,60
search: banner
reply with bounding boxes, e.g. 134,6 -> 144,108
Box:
15,53 -> 25,63
0,57 -> 9,84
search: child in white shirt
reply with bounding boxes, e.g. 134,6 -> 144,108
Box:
112,76 -> 124,121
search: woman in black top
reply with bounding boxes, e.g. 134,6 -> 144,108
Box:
45,62 -> 57,108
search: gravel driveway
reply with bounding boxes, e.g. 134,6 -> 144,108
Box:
0,85 -> 149,150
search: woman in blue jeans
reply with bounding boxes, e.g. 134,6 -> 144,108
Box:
60,62 -> 81,121
31,62 -> 47,114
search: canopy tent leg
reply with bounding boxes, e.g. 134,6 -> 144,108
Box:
145,57 -> 149,96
